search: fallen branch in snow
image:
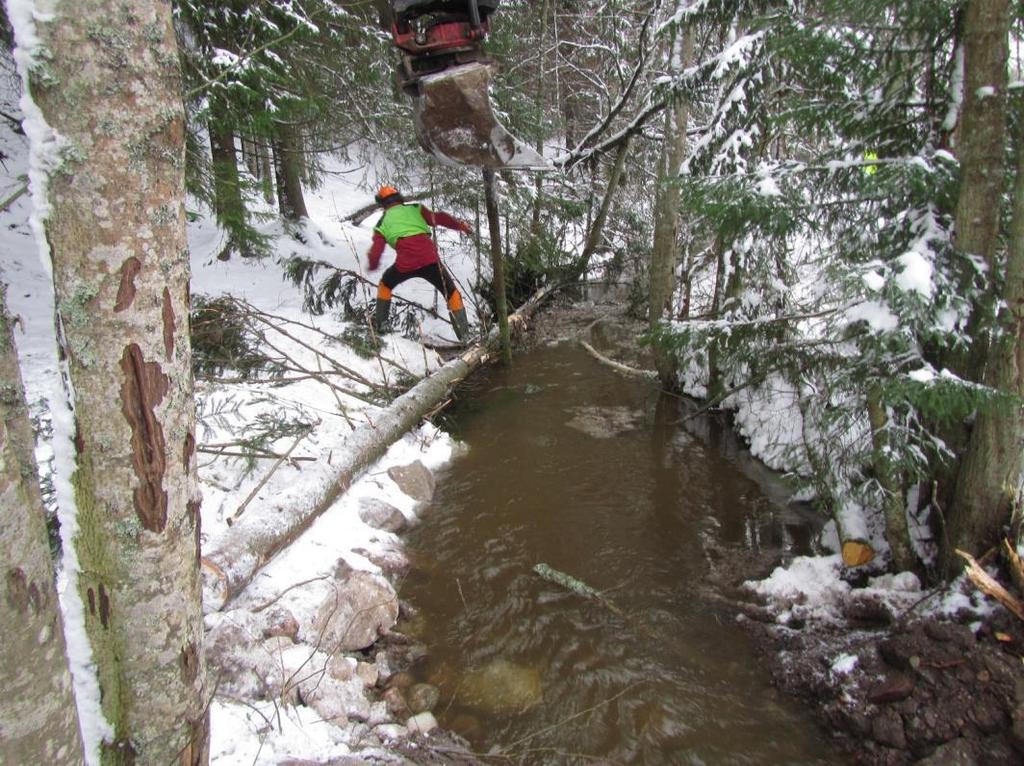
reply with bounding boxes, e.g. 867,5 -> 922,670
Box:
201,284 -> 556,610
239,298 -> 422,381
250,575 -> 331,613
579,340 -> 657,381
1,182 -> 28,213
0,108 -> 25,134
228,428 -> 313,526
957,549 -> 1024,622
197,446 -> 316,463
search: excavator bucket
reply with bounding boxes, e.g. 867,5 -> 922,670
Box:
411,62 -> 550,170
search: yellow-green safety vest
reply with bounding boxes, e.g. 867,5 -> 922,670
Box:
374,204 -> 431,247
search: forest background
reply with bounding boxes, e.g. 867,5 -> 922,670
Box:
1,0 -> 1024,763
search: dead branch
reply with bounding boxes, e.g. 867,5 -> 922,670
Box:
956,549 -> 1024,622
579,340 -> 657,381
227,428 -> 313,526
197,445 -> 315,463
1004,539 -> 1024,597
250,575 -> 331,613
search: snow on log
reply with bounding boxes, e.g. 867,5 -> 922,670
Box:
201,285 -> 556,611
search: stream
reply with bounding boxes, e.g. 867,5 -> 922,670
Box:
401,342 -> 843,764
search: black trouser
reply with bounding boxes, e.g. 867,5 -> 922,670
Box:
379,261 -> 461,306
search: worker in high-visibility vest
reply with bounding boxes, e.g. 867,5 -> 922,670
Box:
863,150 -> 878,176
366,185 -> 472,342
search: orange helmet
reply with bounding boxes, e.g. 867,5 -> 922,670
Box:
375,185 -> 401,206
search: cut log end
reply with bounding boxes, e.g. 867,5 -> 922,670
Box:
842,540 -> 876,568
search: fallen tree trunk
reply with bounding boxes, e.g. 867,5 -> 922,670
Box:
201,284 -> 556,610
580,340 -> 657,381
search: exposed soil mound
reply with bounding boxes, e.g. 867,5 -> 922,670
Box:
745,612 -> 1024,765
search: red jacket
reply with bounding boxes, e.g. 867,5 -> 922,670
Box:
367,206 -> 468,273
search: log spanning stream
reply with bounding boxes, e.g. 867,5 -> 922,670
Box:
401,343 -> 841,764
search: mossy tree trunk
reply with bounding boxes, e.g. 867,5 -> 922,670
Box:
23,2 -> 209,763
951,0 -> 1011,381
948,67 -> 1024,566
0,288 -> 85,764
648,17 -> 694,387
944,0 -> 1014,568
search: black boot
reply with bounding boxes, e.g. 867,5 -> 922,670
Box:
372,298 -> 391,335
450,307 -> 470,343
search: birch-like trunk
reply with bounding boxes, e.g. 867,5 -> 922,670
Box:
26,2 -> 208,763
0,288 -> 85,764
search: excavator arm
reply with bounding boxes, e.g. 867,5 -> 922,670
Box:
386,1 -> 549,170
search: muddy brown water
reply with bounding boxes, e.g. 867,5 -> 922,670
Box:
403,343 -> 843,764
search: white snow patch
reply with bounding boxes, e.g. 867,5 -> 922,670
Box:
830,653 -> 859,676
745,555 -> 850,624
895,250 -> 934,297
862,270 -> 885,292
845,300 -> 899,332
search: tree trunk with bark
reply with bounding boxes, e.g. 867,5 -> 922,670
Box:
483,169 -> 512,364
0,288 -> 85,764
953,0 -> 1011,382
944,0 -> 1013,568
705,235 -> 728,403
24,2 -> 208,762
274,122 -> 309,221
209,98 -> 245,260
948,92 -> 1024,565
648,20 -> 693,386
258,138 -> 276,205
570,139 -> 631,282
867,385 -> 915,571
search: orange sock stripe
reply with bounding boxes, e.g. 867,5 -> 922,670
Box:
377,284 -> 393,300
447,290 -> 464,311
